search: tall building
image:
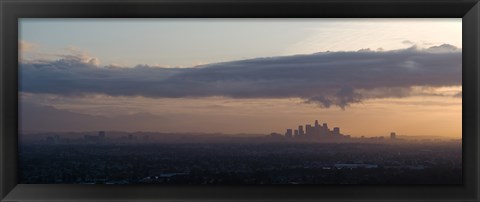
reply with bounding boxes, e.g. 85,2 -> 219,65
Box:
321,123 -> 329,135
294,130 -> 299,137
390,132 -> 396,139
285,129 -> 293,138
298,125 -> 304,136
315,120 -> 319,127
305,124 -> 312,135
333,127 -> 340,135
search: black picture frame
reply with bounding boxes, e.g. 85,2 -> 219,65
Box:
1,0 -> 479,201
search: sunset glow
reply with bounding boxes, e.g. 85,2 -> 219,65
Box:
19,18 -> 462,139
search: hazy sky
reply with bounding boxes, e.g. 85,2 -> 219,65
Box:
19,18 -> 462,138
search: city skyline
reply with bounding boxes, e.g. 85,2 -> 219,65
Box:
19,19 -> 462,138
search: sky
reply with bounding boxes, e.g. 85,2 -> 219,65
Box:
19,18 -> 462,138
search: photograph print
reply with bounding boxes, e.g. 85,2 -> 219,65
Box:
18,18 -> 462,185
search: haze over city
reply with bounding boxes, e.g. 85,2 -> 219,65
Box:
19,18 -> 461,138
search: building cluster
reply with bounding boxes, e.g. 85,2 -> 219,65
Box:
273,120 -> 350,140
270,120 -> 350,138
272,120 -> 398,141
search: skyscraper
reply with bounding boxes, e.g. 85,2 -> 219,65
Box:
322,123 -> 329,135
285,129 -> 293,138
306,124 -> 312,135
333,127 -> 340,135
298,125 -> 304,136
390,132 -> 396,139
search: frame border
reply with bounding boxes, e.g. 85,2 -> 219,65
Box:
1,0 -> 479,201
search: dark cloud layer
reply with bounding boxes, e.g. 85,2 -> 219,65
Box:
20,45 -> 461,109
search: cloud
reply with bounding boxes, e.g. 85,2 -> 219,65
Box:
305,87 -> 363,109
426,44 -> 460,53
20,45 -> 462,109
401,40 -> 415,45
19,40 -> 37,52
56,46 -> 101,66
20,46 -> 101,66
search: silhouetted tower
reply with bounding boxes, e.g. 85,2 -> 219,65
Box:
322,123 -> 329,135
305,124 -> 312,135
285,129 -> 293,138
294,129 -> 299,137
390,132 -> 396,140
298,125 -> 304,136
315,120 -> 319,127
333,127 -> 340,135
